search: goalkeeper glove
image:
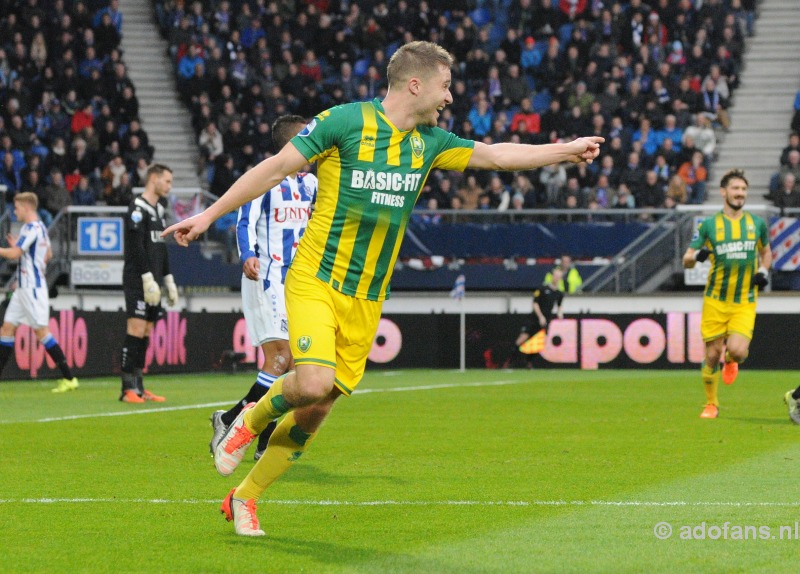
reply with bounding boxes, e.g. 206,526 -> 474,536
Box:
753,267 -> 769,289
142,272 -> 161,305
695,247 -> 711,263
164,274 -> 178,307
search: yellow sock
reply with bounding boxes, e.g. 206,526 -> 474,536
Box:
702,362 -> 720,406
235,411 -> 317,500
243,372 -> 294,435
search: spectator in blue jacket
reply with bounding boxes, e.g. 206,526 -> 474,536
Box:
655,114 -> 683,153
0,153 -> 22,198
178,44 -> 205,80
467,98 -> 494,138
93,0 -> 123,33
25,106 -> 52,141
78,46 -> 104,79
520,36 -> 542,72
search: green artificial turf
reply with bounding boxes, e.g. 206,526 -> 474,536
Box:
1,369 -> 799,573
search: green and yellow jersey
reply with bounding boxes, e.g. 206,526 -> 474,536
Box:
289,99 -> 475,301
690,211 -> 769,304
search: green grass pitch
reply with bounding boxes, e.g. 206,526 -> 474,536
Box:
2,369 -> 799,573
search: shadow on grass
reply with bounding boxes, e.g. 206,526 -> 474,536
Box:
724,415 -> 791,426
229,534 -> 491,574
241,462 -> 411,488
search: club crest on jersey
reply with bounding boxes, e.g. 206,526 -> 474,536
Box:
297,336 -> 312,353
410,135 -> 425,159
131,211 -> 143,223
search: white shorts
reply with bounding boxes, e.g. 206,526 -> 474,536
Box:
241,276 -> 288,346
4,287 -> 50,328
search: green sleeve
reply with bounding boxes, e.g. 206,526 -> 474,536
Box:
290,104 -> 351,162
689,219 -> 709,250
757,217 -> 769,250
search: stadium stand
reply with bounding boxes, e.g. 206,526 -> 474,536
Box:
709,0 -> 800,201
152,0 -> 756,213
767,95 -> 800,208
6,1 -> 791,292
0,0 -> 155,215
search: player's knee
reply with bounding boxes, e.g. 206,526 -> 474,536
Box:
728,347 -> 748,363
305,380 -> 334,403
295,370 -> 335,403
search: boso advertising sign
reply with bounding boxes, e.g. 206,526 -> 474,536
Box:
71,260 -> 124,286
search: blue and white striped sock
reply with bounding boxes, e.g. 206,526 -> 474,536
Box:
256,371 -> 278,389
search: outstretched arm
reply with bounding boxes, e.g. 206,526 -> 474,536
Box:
467,137 -> 604,171
162,144 -> 309,246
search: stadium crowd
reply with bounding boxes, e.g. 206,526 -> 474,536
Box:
0,0 -> 153,222
156,0 -> 751,213
766,91 -> 800,210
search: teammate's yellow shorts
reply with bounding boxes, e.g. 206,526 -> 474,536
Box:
700,296 -> 756,342
285,268 -> 383,396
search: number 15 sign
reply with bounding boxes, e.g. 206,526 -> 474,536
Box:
77,217 -> 124,255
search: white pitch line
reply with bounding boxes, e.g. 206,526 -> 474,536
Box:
3,379 -> 522,424
31,402 -> 232,423
356,379 -> 518,394
2,498 -> 800,508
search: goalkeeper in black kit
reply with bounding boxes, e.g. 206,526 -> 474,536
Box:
119,163 -> 178,403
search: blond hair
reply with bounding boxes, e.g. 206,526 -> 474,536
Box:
386,41 -> 454,88
14,191 -> 38,210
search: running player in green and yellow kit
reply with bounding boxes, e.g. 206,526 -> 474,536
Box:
683,169 -> 772,419
164,41 -> 603,536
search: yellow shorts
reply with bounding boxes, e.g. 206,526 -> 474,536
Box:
700,297 -> 756,342
285,268 -> 383,396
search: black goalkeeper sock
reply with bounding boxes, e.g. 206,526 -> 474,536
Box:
139,337 -> 150,370
221,381 -> 271,426
134,336 -> 149,393
121,334 -> 143,392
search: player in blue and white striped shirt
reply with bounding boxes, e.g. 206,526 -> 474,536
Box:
209,115 -> 317,461
0,192 -> 78,391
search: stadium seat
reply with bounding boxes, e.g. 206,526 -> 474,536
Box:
353,58 -> 371,78
469,8 -> 491,27
533,89 -> 552,113
558,23 -> 574,48
386,41 -> 401,59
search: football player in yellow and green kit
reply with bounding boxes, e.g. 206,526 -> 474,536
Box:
164,41 -> 603,536
683,169 -> 772,419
